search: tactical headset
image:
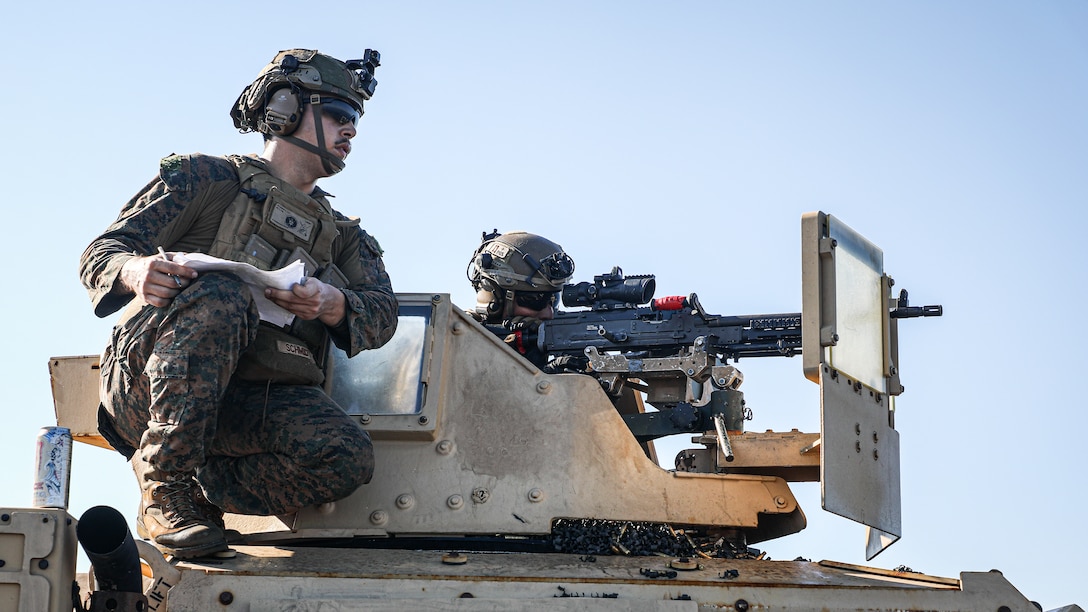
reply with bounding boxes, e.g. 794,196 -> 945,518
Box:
231,49 -> 380,174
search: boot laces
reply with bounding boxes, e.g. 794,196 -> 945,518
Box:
159,480 -> 205,527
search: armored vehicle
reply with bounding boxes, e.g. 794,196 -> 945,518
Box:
3,212 -> 1078,611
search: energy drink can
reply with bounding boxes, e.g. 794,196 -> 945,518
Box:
33,426 -> 72,509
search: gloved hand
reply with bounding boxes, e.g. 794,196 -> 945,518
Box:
502,315 -> 542,332
543,355 -> 590,374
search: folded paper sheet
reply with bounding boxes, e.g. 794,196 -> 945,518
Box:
173,253 -> 306,327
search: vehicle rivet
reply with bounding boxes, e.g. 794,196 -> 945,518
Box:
442,552 -> 468,565
315,502 -> 336,514
774,496 -> 787,507
432,294 -> 442,303
735,599 -> 750,612
360,414 -> 372,425
536,380 -> 552,394
670,557 -> 698,571
396,494 -> 415,510
436,440 -> 454,455
447,494 -> 464,510
528,488 -> 545,503
686,369 -> 695,376
451,321 -> 464,335
418,415 -> 429,425
0,560 -> 5,568
219,591 -> 234,605
38,560 -> 49,570
472,488 -> 490,504
369,510 -> 388,525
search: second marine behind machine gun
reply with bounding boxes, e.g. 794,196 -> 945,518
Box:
525,267 -> 941,449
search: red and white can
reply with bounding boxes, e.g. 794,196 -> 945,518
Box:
33,426 -> 72,509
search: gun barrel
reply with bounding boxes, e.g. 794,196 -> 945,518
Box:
891,304 -> 943,318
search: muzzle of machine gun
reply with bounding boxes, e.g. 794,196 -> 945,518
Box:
889,289 -> 943,319
561,267 -> 656,309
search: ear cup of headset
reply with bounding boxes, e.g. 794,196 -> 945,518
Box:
262,87 -> 302,135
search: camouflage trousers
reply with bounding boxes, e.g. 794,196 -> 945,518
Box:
99,272 -> 374,516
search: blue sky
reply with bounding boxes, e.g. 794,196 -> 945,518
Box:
2,2 -> 1085,608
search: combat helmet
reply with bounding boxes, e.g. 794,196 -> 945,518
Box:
467,230 -> 575,322
230,48 -> 380,173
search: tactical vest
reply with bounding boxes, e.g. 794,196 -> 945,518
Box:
209,155 -> 357,385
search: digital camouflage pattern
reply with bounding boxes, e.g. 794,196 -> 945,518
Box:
100,272 -> 375,515
81,153 -> 397,516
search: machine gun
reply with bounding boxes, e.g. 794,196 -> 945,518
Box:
544,267 -> 805,362
533,267 -> 941,446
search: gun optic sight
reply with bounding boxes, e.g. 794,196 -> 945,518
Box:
562,267 -> 656,309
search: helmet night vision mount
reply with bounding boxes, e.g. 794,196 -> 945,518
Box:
231,48 -> 381,175
468,230 -> 576,322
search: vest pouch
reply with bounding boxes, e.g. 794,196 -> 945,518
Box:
317,263 -> 349,289
235,325 -> 326,386
274,246 -> 319,277
241,234 -> 277,270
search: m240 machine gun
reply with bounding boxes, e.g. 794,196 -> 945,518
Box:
533,267 -> 940,447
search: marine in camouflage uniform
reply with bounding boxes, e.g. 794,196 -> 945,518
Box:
465,230 -> 581,372
79,49 -> 397,559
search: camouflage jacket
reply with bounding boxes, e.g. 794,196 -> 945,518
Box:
79,153 -> 398,357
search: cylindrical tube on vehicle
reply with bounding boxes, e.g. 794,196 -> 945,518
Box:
78,505 -> 145,594
33,426 -> 72,509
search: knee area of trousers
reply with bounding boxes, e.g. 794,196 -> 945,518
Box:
326,434 -> 375,490
176,273 -> 259,319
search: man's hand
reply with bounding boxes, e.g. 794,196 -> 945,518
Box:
117,253 -> 197,308
543,355 -> 590,374
265,278 -> 346,326
503,315 -> 542,332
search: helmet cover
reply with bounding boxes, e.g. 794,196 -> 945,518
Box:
468,231 -> 575,294
231,48 -> 380,135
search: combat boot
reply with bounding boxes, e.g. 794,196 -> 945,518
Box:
136,478 -> 228,558
192,485 -> 245,543
192,486 -> 225,530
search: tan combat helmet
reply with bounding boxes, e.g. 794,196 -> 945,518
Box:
467,230 -> 575,322
230,49 -> 380,174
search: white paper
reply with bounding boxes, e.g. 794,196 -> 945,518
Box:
172,253 -> 306,327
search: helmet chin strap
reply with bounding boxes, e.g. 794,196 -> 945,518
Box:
279,100 -> 346,175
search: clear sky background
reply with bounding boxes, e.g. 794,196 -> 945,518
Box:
2,2 -> 1085,609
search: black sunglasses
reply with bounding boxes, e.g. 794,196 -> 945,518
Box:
319,98 -> 360,126
514,291 -> 559,311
